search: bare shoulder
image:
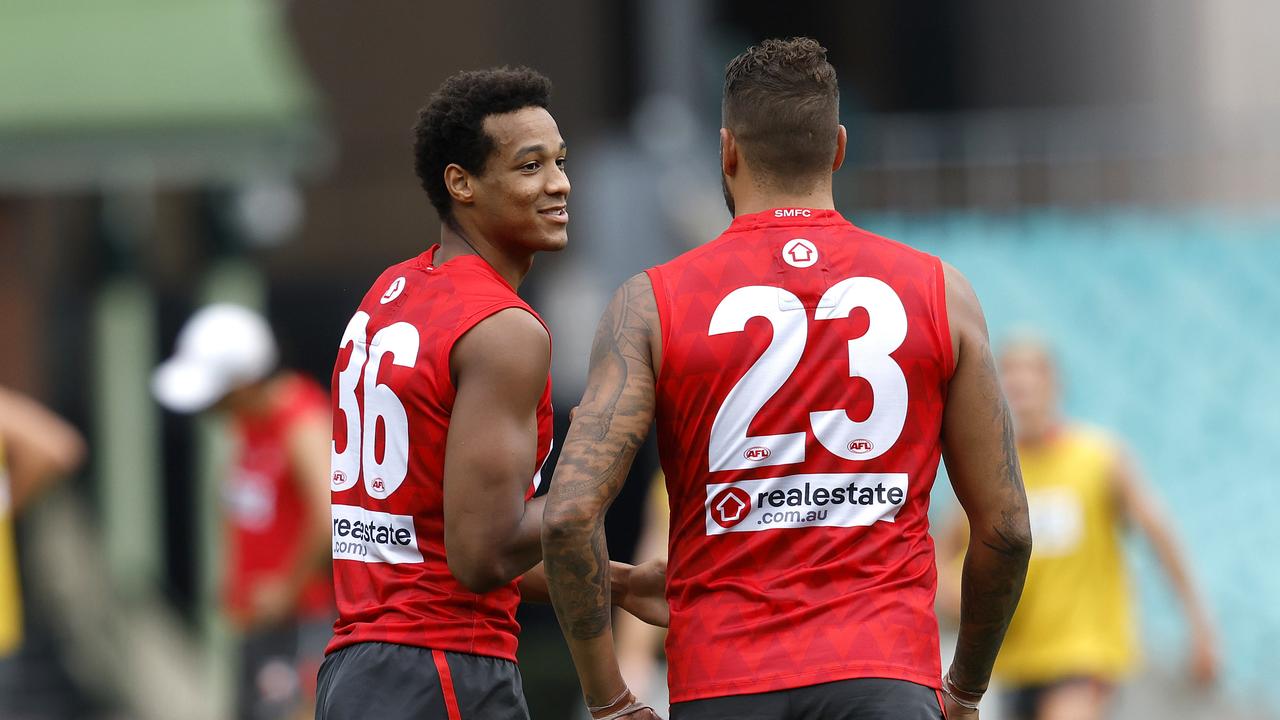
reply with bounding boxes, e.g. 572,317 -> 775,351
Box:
941,261 -> 983,331
595,273 -> 659,371
451,307 -> 551,386
614,273 -> 658,324
941,260 -> 991,363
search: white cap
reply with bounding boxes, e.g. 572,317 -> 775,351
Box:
152,304 -> 278,413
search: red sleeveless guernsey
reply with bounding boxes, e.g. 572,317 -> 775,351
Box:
645,208 -> 954,703
326,245 -> 553,661
226,372 -> 333,620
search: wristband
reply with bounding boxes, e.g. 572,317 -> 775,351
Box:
588,688 -> 633,718
596,702 -> 652,720
942,671 -> 983,710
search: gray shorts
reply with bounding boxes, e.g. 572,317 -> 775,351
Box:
315,642 -> 529,720
670,678 -> 945,720
238,618 -> 331,720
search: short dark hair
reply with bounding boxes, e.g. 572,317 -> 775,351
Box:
413,67 -> 553,224
723,37 -> 839,185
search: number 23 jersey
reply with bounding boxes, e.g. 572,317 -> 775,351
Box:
645,208 -> 954,703
326,245 -> 553,661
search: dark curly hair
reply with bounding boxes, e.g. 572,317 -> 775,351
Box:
413,67 -> 553,225
723,38 -> 839,184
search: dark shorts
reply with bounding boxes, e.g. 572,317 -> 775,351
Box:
238,618 -> 331,720
315,642 -> 529,720
1002,676 -> 1110,720
670,678 -> 945,720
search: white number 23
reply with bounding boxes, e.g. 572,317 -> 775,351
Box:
708,277 -> 908,471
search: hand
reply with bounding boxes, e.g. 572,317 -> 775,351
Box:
616,558 -> 668,627
1189,625 -> 1220,686
942,695 -> 979,719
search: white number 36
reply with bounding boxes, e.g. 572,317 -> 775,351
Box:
331,311 -> 420,499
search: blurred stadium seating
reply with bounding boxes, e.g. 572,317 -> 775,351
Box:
872,210 -> 1280,717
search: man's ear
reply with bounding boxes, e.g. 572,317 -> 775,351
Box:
832,125 -> 848,172
720,128 -> 738,178
444,164 -> 475,206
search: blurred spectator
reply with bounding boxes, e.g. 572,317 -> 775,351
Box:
153,304 -> 332,720
0,387 -> 87,658
937,336 -> 1219,720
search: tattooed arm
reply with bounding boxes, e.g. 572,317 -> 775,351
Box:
543,274 -> 663,719
939,262 -> 1033,716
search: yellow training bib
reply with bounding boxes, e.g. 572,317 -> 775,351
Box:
0,440 -> 21,656
993,425 -> 1137,684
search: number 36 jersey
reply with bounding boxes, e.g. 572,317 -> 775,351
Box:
645,208 -> 954,703
326,245 -> 553,661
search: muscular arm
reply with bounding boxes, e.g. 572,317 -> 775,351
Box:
1112,449 -> 1218,684
939,263 -> 1033,701
444,308 -> 551,593
543,274 -> 660,712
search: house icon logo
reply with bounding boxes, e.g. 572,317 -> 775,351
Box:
782,238 -> 818,268
710,487 -> 752,529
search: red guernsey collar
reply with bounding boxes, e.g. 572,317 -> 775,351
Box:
727,207 -> 848,232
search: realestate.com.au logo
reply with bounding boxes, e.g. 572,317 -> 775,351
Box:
331,505 -> 423,564
706,473 -> 908,535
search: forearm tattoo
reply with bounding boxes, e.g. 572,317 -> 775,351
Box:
951,346 -> 1032,693
544,275 -> 658,641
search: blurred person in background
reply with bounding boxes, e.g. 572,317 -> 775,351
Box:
315,67 -> 666,720
0,387 -> 86,659
614,474 -> 670,709
543,37 -> 1030,720
937,336 -> 1219,720
152,303 -> 333,720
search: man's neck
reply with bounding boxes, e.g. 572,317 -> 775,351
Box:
436,220 -> 532,289
731,180 -> 837,218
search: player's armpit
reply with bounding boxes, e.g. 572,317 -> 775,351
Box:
543,273 -> 659,707
443,308 -> 551,593
939,262 -> 1032,699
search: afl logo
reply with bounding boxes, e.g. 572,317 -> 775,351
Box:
371,478 -> 385,492
380,276 -> 406,304
332,470 -> 347,486
743,446 -> 771,461
710,487 -> 752,529
847,439 -> 875,454
782,238 -> 818,268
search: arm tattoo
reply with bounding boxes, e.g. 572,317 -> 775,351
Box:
544,275 -> 658,641
950,345 -> 1031,693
